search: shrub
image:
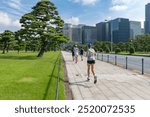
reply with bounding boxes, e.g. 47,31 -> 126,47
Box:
105,47 -> 110,53
98,48 -> 103,52
129,47 -> 135,54
115,48 -> 121,54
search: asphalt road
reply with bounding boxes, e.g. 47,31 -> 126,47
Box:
97,53 -> 150,74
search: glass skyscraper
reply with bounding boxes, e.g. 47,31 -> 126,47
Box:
110,18 -> 130,43
82,26 -> 97,44
96,22 -> 110,41
130,21 -> 141,38
145,3 -> 150,34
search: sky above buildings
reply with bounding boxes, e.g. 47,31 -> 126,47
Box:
0,0 -> 150,33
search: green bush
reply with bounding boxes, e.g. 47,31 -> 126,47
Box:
129,47 -> 135,54
98,48 -> 103,52
115,48 -> 121,54
105,47 -> 110,53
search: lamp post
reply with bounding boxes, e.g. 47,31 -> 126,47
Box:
111,28 -> 113,53
105,19 -> 113,53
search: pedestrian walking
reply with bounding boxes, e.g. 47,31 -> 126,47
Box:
87,43 -> 97,84
71,47 -> 75,61
74,45 -> 79,63
80,47 -> 84,61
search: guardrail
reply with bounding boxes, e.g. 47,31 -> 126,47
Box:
55,53 -> 61,100
42,52 -> 61,100
97,53 -> 147,75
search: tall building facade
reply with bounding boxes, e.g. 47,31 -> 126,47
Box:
110,18 -> 130,43
63,24 -> 84,43
82,26 -> 97,44
63,23 -> 72,42
145,3 -> 150,34
71,25 -> 83,43
130,21 -> 142,38
96,22 -> 110,41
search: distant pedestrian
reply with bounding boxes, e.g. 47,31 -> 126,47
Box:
80,47 -> 84,61
87,43 -> 97,84
71,47 -> 75,61
74,45 -> 79,63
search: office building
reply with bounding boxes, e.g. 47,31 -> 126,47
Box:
63,23 -> 72,42
110,18 -> 130,43
130,21 -> 142,38
82,26 -> 97,44
96,22 -> 110,41
71,24 -> 84,43
141,28 -> 144,35
145,3 -> 150,34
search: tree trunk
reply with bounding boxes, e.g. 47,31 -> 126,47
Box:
2,42 -> 7,54
37,42 -> 48,57
7,44 -> 9,53
18,49 -> 20,54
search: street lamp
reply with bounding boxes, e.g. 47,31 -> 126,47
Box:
110,27 -> 113,53
105,19 -> 113,53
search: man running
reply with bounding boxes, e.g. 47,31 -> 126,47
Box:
80,47 -> 84,61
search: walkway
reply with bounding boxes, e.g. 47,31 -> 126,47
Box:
62,51 -> 150,100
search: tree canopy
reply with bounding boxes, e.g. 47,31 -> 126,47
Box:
20,0 -> 68,57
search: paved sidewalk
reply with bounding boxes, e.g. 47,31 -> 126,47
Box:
62,51 -> 150,100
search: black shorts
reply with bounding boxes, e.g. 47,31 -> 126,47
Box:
87,60 -> 95,64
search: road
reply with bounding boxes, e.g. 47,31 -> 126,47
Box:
97,53 -> 150,74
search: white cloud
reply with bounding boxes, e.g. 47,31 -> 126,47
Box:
66,17 -> 80,25
112,0 -> 132,5
0,12 -> 11,25
110,5 -> 128,11
7,2 -> 20,10
12,20 -> 21,28
109,0 -> 150,28
0,11 -> 21,28
69,0 -> 99,5
7,0 -> 21,10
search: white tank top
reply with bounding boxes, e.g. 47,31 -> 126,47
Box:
74,47 -> 78,55
87,48 -> 95,61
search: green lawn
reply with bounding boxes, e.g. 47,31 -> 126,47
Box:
0,51 -> 65,100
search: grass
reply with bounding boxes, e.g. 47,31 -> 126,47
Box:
0,51 -> 65,100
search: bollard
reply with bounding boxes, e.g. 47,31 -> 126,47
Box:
102,54 -> 103,61
142,58 -> 144,74
126,57 -> 128,69
115,56 -> 117,65
107,55 -> 109,62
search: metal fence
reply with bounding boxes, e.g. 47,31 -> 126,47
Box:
97,53 -> 150,75
55,53 -> 61,100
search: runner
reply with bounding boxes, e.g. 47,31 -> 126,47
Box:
74,45 -> 79,63
71,47 -> 75,61
80,47 -> 84,61
87,43 -> 97,84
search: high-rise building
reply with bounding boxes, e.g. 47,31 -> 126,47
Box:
141,28 -> 144,35
96,22 -> 110,41
130,21 -> 142,38
145,3 -> 150,34
63,23 -> 72,42
82,26 -> 97,44
110,18 -> 130,43
71,24 -> 84,43
63,23 -> 84,43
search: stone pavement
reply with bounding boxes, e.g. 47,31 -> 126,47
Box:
62,51 -> 150,100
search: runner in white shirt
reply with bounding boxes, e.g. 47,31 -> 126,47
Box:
74,45 -> 79,63
87,44 -> 97,84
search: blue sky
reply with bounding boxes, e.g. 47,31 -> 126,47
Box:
0,0 -> 149,33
